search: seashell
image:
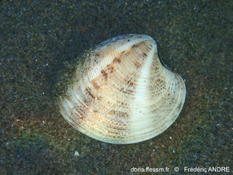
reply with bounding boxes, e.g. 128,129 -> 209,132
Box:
59,34 -> 186,144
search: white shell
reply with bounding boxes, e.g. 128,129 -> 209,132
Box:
59,34 -> 186,144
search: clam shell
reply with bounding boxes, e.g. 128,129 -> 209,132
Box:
59,34 -> 186,144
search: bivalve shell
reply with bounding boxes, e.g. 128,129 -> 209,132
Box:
59,34 -> 186,144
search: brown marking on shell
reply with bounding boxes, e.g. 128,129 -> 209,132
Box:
123,73 -> 137,86
125,78 -> 135,86
129,81 -> 135,86
119,50 -> 131,58
120,50 -> 127,55
106,64 -> 115,73
90,50 -> 135,91
142,52 -> 147,57
120,87 -> 134,94
106,130 -> 122,136
113,57 -> 121,63
121,101 -> 128,106
73,107 -> 85,120
107,123 -> 127,131
98,64 -> 116,83
108,110 -> 129,118
156,78 -> 165,87
131,43 -> 140,49
101,70 -> 108,80
85,87 -> 95,99
105,119 -> 128,131
132,41 -> 147,49
133,61 -> 142,68
131,41 -> 151,57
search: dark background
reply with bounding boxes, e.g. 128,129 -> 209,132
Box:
0,0 -> 232,174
